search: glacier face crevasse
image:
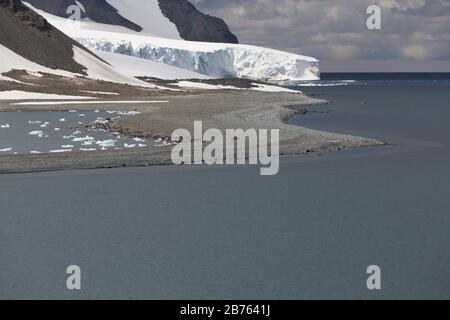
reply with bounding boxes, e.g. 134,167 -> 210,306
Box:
76,38 -> 320,81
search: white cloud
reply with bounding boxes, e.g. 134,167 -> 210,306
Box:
193,0 -> 450,64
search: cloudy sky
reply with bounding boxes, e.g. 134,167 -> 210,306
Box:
192,0 -> 450,72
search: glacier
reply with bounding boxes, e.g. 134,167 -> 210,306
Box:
25,4 -> 320,81
79,38 -> 320,80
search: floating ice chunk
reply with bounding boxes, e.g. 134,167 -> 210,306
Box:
1,124 -> 10,128
132,137 -> 146,142
106,111 -> 141,116
80,148 -> 96,151
69,110 -> 78,113
62,145 -> 74,148
49,149 -> 72,153
28,120 -> 42,124
73,135 -> 95,142
59,118 -> 66,122
72,129 -> 82,135
81,141 -> 94,146
54,128 -> 61,131
28,130 -> 45,138
0,148 -> 12,152
95,139 -> 116,148
138,144 -> 147,148
79,114 -> 86,117
40,122 -> 50,128
30,150 -> 41,154
94,118 -> 109,124
124,143 -> 136,148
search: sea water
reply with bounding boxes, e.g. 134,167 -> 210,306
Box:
1,74 -> 449,299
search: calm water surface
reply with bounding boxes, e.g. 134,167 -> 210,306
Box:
0,111 -> 160,154
1,77 -> 449,299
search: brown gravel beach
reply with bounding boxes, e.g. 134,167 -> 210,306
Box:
0,88 -> 383,174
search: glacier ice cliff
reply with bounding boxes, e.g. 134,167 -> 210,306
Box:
77,38 -> 320,81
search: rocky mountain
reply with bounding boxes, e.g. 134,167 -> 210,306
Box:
0,0 -> 151,86
158,0 -> 238,44
24,0 -> 239,43
24,0 -> 143,31
0,0 -> 86,74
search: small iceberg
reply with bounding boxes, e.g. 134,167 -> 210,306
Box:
28,130 -> 45,138
95,139 -> 116,148
73,135 -> 95,142
49,149 -> 72,153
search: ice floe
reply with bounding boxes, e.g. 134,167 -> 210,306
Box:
73,135 -> 95,142
95,139 -> 117,148
28,130 -> 46,138
49,149 -> 72,153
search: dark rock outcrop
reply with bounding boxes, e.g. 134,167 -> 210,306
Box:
0,0 -> 87,73
158,0 -> 238,44
25,0 -> 239,43
25,0 -> 143,31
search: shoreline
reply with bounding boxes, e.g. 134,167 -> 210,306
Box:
0,90 -> 384,174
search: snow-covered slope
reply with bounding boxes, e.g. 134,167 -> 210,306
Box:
105,0 -> 181,39
0,42 -> 151,87
71,46 -> 153,86
0,0 -> 154,87
26,5 -> 320,81
0,44 -> 73,82
25,0 -> 239,43
95,51 -> 210,80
